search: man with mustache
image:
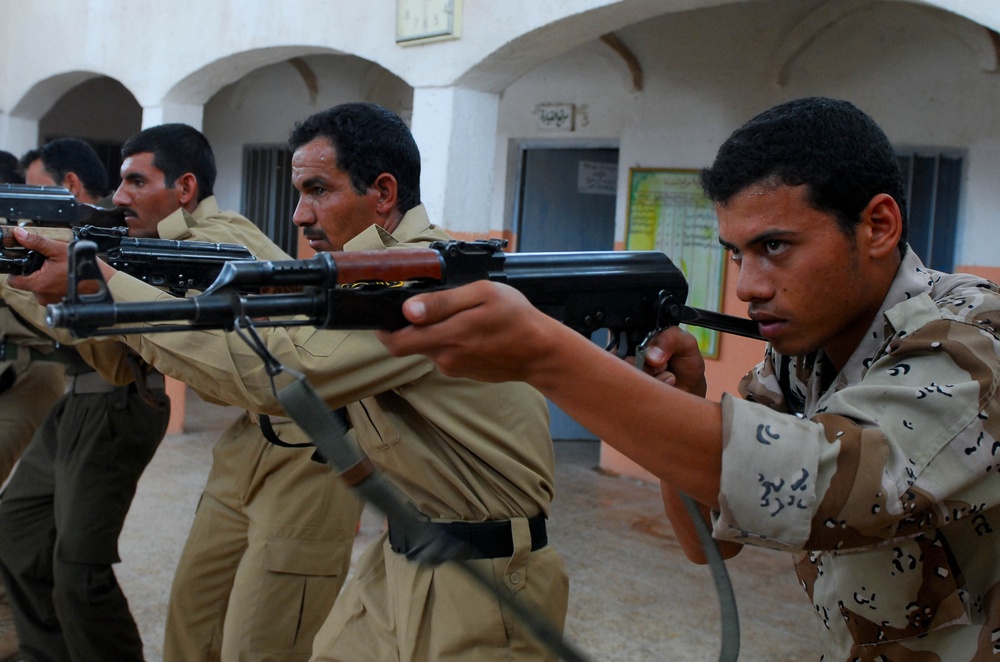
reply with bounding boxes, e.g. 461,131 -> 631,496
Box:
377,97 -> 1000,660
0,136 -> 172,662
113,124 -> 364,662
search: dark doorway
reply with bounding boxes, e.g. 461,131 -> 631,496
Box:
515,146 -> 619,440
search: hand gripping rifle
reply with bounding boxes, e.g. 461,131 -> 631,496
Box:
47,238 -> 758,662
0,225 -> 255,296
0,185 -> 256,293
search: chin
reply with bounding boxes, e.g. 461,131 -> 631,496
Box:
768,338 -> 818,358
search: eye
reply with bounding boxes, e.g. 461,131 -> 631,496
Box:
762,240 -> 787,255
728,248 -> 742,264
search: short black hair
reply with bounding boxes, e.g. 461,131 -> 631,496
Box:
121,124 -> 216,200
21,138 -> 109,198
0,150 -> 24,184
701,97 -> 907,250
288,103 -> 421,213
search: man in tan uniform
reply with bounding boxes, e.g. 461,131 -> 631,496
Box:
0,149 -> 65,662
0,143 -> 73,488
12,103 -> 570,661
4,125 -> 362,662
108,124 -> 363,662
0,137 -> 171,662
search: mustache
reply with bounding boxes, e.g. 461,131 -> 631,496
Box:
302,228 -> 328,241
118,206 -> 137,217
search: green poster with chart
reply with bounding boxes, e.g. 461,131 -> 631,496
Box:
625,168 -> 727,357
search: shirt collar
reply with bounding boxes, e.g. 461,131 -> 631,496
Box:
837,247 -> 931,385
343,204 -> 432,251
155,196 -> 220,240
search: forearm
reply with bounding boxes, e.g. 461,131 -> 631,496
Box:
519,316 -> 725,507
1,277 -> 78,345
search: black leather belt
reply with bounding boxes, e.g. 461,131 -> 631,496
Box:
0,341 -> 71,363
388,513 -> 547,560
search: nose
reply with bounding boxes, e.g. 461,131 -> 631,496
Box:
734,259 -> 773,303
111,183 -> 128,207
291,195 -> 313,228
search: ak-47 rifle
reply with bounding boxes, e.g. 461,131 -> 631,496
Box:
46,238 -> 761,347
0,225 -> 256,296
0,185 -> 255,294
0,183 -> 125,227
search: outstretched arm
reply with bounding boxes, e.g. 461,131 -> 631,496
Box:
377,280 -> 727,510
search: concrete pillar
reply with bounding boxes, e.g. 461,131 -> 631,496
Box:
410,86 -> 500,237
140,102 -> 204,130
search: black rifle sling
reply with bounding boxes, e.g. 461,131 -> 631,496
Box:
257,413 -> 312,448
679,492 -> 741,662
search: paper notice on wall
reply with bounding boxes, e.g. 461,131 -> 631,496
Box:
625,168 -> 727,357
578,161 -> 618,195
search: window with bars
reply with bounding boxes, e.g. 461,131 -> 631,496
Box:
896,151 -> 963,272
241,145 -> 299,257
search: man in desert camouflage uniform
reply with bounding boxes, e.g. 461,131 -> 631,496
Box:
375,97 -> 1000,661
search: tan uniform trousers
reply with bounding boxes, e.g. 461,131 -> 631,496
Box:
165,412 -> 364,662
311,526 -> 569,662
0,360 -> 64,485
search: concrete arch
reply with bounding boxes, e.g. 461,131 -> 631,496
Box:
455,0 -> 693,93
9,70 -> 122,119
770,0 -> 1000,87
162,45 -> 346,107
455,0 -> 1000,94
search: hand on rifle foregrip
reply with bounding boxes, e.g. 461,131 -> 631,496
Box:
7,228 -> 111,305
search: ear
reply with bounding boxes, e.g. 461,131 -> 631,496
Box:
861,193 -> 903,259
174,172 -> 200,211
371,173 -> 399,215
61,172 -> 86,200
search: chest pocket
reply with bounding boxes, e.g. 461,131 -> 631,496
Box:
798,531 -> 970,647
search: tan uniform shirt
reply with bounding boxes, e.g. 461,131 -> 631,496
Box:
107,205 -> 556,521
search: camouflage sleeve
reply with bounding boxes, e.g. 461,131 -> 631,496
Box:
714,292 -> 1000,553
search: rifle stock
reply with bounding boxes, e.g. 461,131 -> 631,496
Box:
47,239 -> 762,349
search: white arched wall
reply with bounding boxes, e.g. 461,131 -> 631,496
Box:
490,1 -> 1000,265
775,1 -> 1000,269
2,0 -> 998,280
202,53 -> 413,211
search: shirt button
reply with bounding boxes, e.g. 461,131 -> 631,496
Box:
509,572 -> 521,584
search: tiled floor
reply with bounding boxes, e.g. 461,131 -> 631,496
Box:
117,389 -> 822,661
